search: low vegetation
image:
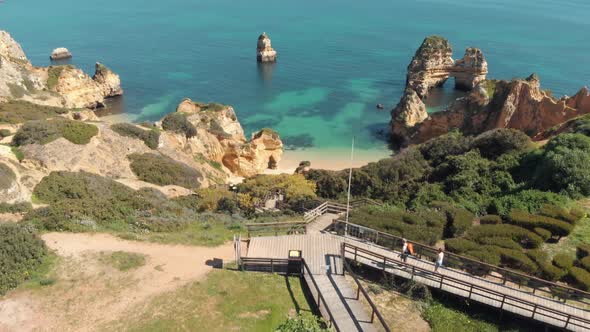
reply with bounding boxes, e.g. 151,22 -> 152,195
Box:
12,118 -> 98,146
161,112 -> 197,138
0,202 -> 33,214
47,65 -> 73,90
110,123 -> 160,149
0,223 -> 47,295
128,153 -> 203,189
0,100 -> 70,124
238,174 -> 317,212
100,251 -> 146,271
106,269 -> 313,331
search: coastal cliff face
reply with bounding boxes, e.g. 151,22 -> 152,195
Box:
171,98 -> 283,177
392,74 -> 590,144
0,98 -> 284,203
390,36 -> 590,145
0,30 -> 122,109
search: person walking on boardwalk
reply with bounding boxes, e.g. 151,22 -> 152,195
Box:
407,241 -> 415,258
399,238 -> 408,262
435,248 -> 444,272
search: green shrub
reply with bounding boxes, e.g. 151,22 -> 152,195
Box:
471,128 -> 532,159
490,190 -> 570,216
474,237 -> 521,250
534,133 -> 590,198
539,204 -> 582,224
239,174 -> 317,204
0,163 -> 16,190
276,313 -> 330,332
568,267 -> 590,291
174,188 -> 234,212
128,153 -> 203,189
0,202 -> 32,214
533,227 -> 552,241
464,249 -> 501,266
419,131 -> 472,165
552,253 -> 574,269
577,244 -> 590,259
46,65 -> 72,90
479,215 -> 502,225
12,118 -> 98,146
527,250 -> 567,281
432,202 -> 474,238
466,224 -> 543,249
580,256 -> 590,272
0,100 -> 69,124
497,248 -> 538,274
507,210 -> 573,238
217,197 -> 239,214
110,123 -> 160,149
444,238 -> 479,254
0,223 -> 47,295
11,147 -> 24,161
161,112 -> 197,138
399,280 -> 432,301
0,129 -> 11,137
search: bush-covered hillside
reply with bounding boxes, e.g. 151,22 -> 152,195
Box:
110,123 -> 160,149
0,223 -> 47,295
12,118 -> 98,146
128,153 -> 203,189
307,128 -> 590,288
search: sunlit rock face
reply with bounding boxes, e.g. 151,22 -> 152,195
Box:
257,32 -> 277,63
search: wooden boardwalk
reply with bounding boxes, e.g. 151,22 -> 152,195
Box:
247,213 -> 590,331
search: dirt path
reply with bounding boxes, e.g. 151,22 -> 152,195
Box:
0,233 -> 234,332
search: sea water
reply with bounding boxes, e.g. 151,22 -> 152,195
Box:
1,0 -> 589,167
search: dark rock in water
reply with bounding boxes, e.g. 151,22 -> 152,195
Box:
376,104 -> 385,110
50,47 -> 72,60
282,134 -> 314,150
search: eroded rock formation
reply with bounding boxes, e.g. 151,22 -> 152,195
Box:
170,98 -> 283,177
50,47 -> 72,60
0,30 -> 122,109
392,74 -> 590,145
257,32 -> 277,62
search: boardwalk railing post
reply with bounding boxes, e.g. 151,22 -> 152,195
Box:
411,266 -> 415,280
271,258 -> 274,273
356,286 -> 360,300
371,309 -> 375,323
382,256 -> 386,272
531,304 -> 537,319
565,315 -> 571,330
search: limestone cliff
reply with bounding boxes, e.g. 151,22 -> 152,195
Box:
0,30 -> 122,109
256,32 -> 277,62
168,98 -> 283,177
392,75 -> 590,145
405,36 -> 488,98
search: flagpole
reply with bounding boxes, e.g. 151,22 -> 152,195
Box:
345,136 -> 354,237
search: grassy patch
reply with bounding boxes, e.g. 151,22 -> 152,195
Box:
128,153 -> 203,189
117,219 -> 241,247
47,66 -> 73,90
161,112 -> 197,138
110,123 -> 160,149
100,251 -> 146,271
544,217 -> 590,258
0,100 -> 70,124
106,269 -> 313,331
194,153 -> 223,171
16,253 -> 59,291
12,118 -> 98,146
423,300 -> 499,332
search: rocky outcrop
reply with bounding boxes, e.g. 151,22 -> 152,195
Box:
93,62 -> 123,98
453,48 -> 488,90
406,36 -> 488,98
50,47 -> 72,60
391,88 -> 428,139
406,36 -> 455,98
0,30 -> 122,109
168,99 -> 284,177
392,75 -> 590,145
257,32 -> 277,62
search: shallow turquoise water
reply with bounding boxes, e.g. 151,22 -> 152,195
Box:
1,0 -> 589,153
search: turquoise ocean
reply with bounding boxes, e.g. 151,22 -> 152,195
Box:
1,0 -> 589,167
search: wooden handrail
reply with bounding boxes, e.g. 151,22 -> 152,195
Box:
341,255 -> 391,332
301,260 -> 340,331
333,220 -> 590,307
343,243 -> 590,331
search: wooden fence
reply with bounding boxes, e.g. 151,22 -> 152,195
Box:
333,220 -> 590,309
343,243 -> 590,331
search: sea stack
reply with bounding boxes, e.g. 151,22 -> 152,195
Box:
256,32 -> 277,62
50,47 -> 72,60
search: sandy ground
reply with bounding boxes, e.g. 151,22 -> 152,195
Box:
0,233 -> 234,332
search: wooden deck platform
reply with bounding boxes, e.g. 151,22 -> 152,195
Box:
246,213 -> 590,331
